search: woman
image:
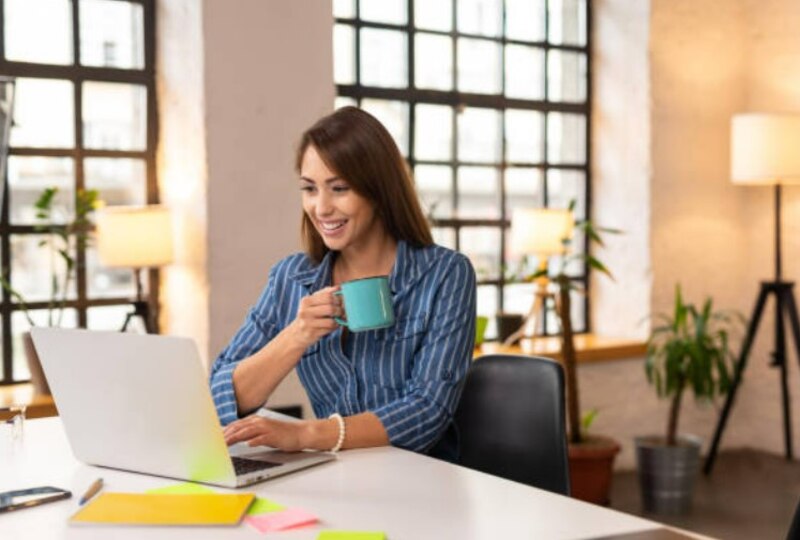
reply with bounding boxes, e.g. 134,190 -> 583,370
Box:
210,106 -> 476,461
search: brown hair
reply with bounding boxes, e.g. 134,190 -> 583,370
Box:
295,106 -> 433,263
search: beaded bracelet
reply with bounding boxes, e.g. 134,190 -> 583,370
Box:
328,413 -> 346,453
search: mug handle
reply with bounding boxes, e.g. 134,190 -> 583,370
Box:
333,291 -> 348,327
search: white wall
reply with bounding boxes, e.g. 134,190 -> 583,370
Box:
159,0 -> 334,418
589,0 -> 800,469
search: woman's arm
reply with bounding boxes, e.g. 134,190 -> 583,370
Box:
223,412 -> 389,451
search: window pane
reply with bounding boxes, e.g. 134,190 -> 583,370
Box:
415,165 -> 452,219
361,100 -> 409,157
79,0 -> 144,69
505,167 -> 543,215
4,0 -> 73,65
457,0 -> 502,37
7,157 -> 75,225
414,33 -> 453,91
333,0 -> 356,18
432,227 -> 456,250
503,282 -> 535,317
10,78 -> 75,148
360,0 -> 407,25
547,169 -> 586,219
477,284 -> 498,338
10,234 -> 76,302
12,309 -> 77,380
334,24 -> 356,85
415,0 -> 452,32
87,305 -> 140,332
415,104 -> 452,161
505,44 -> 545,100
86,246 -> 136,299
84,158 -> 146,206
548,50 -> 587,103
360,29 -> 408,88
548,0 -> 587,46
457,38 -> 501,94
547,112 -> 586,165
462,227 -> 501,280
82,81 -> 147,151
458,107 -> 501,163
505,109 -> 544,163
505,0 -> 545,42
335,96 -> 358,110
457,166 -> 500,219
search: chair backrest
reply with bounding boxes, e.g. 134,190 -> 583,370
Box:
454,354 -> 570,496
787,496 -> 800,540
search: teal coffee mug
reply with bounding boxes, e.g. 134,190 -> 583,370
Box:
334,276 -> 395,332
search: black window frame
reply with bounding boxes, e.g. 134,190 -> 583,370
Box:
0,0 -> 159,384
335,0 -> 592,337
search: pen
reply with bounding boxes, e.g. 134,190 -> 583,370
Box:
79,478 -> 103,505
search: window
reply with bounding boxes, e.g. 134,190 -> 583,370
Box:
0,0 -> 157,383
333,0 -> 591,338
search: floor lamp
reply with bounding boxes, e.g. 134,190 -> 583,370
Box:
704,113 -> 800,474
96,206 -> 174,334
503,207 -> 574,346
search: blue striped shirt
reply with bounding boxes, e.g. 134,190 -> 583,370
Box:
209,240 -> 477,453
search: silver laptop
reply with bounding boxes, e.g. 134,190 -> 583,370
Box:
31,327 -> 334,488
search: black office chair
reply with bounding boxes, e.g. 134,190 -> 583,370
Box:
454,354 -> 570,496
787,496 -> 800,540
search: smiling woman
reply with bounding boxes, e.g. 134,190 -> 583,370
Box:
209,107 -> 477,462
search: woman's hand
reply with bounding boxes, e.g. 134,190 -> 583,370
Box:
289,286 -> 343,348
223,416 -> 310,452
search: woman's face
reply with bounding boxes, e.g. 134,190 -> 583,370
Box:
299,145 -> 381,253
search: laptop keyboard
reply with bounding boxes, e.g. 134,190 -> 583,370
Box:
231,456 -> 281,476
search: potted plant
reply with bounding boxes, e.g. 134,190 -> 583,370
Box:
511,202 -> 622,505
638,285 -> 741,514
1,187 -> 100,394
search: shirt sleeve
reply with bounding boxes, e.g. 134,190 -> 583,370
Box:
372,254 -> 477,452
209,269 -> 283,426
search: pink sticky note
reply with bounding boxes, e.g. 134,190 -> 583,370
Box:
245,507 -> 318,533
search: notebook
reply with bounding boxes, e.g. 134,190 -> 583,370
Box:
32,327 -> 335,488
71,493 -> 254,525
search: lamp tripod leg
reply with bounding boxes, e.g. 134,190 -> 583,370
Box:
503,292 -> 545,347
704,283 -> 771,475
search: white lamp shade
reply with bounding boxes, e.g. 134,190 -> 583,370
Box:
96,206 -> 174,268
510,208 -> 575,256
731,113 -> 800,185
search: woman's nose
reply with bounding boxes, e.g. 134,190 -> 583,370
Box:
315,190 -> 334,216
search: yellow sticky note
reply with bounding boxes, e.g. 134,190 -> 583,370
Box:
70,492 -> 254,526
247,497 -> 285,516
317,532 -> 387,540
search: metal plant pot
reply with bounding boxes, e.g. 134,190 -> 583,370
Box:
635,434 -> 702,515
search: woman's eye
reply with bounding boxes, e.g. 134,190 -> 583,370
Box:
300,185 -> 316,193
332,185 -> 350,193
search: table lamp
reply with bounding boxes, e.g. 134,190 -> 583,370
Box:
503,207 -> 574,346
96,205 -> 174,333
705,113 -> 800,473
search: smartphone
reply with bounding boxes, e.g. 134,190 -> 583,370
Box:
0,486 -> 72,513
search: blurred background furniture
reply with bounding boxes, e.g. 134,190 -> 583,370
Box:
96,205 -> 174,333
706,113 -> 800,473
455,354 -> 570,496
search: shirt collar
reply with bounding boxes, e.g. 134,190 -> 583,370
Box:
289,239 -> 424,294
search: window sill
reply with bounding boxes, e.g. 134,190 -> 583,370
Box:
475,334 -> 647,363
0,384 -> 57,420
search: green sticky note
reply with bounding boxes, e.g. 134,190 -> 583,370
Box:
317,532 -> 386,540
146,483 -> 216,495
246,497 -> 285,516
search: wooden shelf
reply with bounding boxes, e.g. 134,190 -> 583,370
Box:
0,384 -> 57,420
475,334 -> 647,363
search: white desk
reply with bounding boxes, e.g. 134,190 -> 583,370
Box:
2,418 -> 680,540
